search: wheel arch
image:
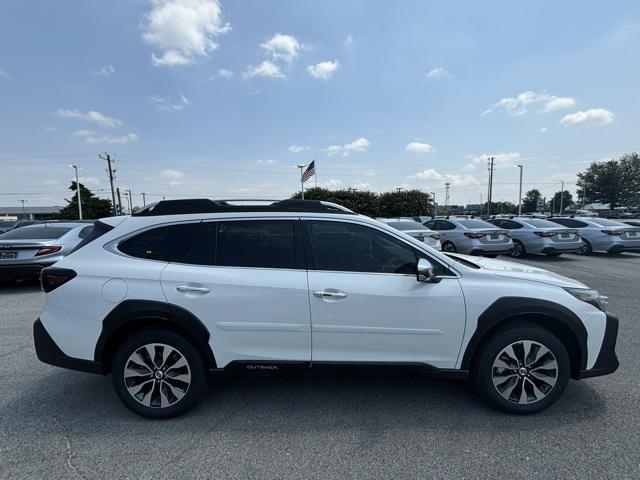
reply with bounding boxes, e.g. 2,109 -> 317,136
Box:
95,300 -> 216,373
461,297 -> 587,379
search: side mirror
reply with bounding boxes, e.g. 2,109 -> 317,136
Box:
417,258 -> 440,283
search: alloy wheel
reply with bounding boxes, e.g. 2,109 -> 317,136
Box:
491,340 -> 558,404
124,343 -> 191,408
442,242 -> 456,253
511,241 -> 525,257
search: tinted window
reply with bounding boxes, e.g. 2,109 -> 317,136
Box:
521,219 -> 564,228
590,218 -> 628,228
386,221 -> 429,231
216,220 -> 296,269
69,221 -> 113,254
456,219 -> 495,229
119,223 -> 204,261
504,220 -> 523,229
78,226 -> 93,239
181,222 -> 217,265
550,218 -> 587,228
308,221 -> 418,274
0,226 -> 71,239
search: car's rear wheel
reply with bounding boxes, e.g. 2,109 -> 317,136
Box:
577,239 -> 592,255
510,240 -> 526,258
441,241 -> 457,253
472,323 -> 570,414
112,329 -> 208,419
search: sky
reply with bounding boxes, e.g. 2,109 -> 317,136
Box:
1,0 -> 639,209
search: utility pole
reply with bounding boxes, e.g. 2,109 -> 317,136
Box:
444,182 -> 451,211
116,188 -> 123,216
68,164 -> 83,220
487,156 -> 495,216
141,192 -> 147,206
99,153 -> 117,215
18,199 -> 27,219
125,189 -> 133,214
480,193 -> 483,216
517,164 -> 523,217
559,180 -> 565,214
296,164 -> 307,200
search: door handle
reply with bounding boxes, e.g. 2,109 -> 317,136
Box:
314,290 -> 348,299
176,285 -> 210,294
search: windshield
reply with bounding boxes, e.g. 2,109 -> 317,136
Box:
521,219 -> 564,228
0,226 -> 72,240
590,218 -> 629,228
457,219 -> 496,229
387,220 -> 429,231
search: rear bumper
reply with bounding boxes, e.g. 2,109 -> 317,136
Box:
33,318 -> 105,374
469,248 -> 514,256
608,245 -> 640,253
0,263 -> 54,278
540,246 -> 582,255
579,313 -> 619,378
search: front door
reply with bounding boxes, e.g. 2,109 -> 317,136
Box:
304,219 -> 465,368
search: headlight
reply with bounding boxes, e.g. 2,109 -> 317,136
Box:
564,287 -> 608,311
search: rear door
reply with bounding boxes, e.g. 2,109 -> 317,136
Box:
304,219 -> 465,368
160,219 -> 311,368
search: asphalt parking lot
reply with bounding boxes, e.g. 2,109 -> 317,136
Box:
1,253 -> 639,480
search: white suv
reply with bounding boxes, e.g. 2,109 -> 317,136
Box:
34,199 -> 619,418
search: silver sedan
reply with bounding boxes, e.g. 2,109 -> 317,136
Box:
548,216 -> 640,254
0,222 -> 93,279
487,217 -> 582,257
423,217 -> 513,256
377,218 -> 441,250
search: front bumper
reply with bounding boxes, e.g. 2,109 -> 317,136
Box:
579,313 -> 619,378
33,318 -> 104,374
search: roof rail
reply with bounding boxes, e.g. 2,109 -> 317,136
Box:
132,198 -> 355,217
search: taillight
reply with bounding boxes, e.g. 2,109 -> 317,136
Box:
35,246 -> 62,257
601,230 -> 623,236
40,267 -> 77,293
464,232 -> 486,239
430,234 -> 441,240
533,231 -> 557,237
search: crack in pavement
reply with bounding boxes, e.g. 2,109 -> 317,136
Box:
51,414 -> 89,480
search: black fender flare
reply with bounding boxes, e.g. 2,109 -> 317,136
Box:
94,300 -> 216,371
460,297 -> 588,374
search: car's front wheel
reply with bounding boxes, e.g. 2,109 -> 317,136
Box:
112,329 -> 208,419
472,323 -> 570,414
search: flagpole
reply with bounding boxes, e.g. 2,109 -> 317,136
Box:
296,164 -> 306,200
314,157 -> 317,189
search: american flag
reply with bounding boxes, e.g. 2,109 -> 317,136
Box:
302,160 -> 315,183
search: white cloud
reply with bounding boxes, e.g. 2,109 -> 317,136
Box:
344,137 -> 370,152
351,181 -> 371,190
540,127 -> 548,133
44,126 -> 56,132
321,179 -> 343,188
161,169 -> 186,179
560,108 -> 614,126
35,179 -> 61,186
57,109 -> 123,128
411,169 -> 479,187
94,65 -> 115,76
307,60 -> 340,80
75,129 -> 95,137
244,60 -> 285,79
142,0 -> 231,67
255,158 -> 279,164
289,145 -> 309,154
149,94 -> 189,111
216,68 -> 233,78
484,91 -> 575,116
405,141 -> 434,154
426,67 -> 452,79
0,68 -> 10,79
343,34 -> 354,52
325,145 -> 343,156
82,133 -> 138,144
464,152 -> 521,171
261,33 -> 303,63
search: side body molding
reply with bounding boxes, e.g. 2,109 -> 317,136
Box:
94,299 -> 216,370
460,297 -> 588,375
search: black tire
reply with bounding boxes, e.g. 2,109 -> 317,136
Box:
442,241 -> 457,253
577,239 -> 592,255
471,323 -> 570,414
112,329 -> 209,419
510,240 -> 526,258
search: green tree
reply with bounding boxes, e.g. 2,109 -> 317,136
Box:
522,189 -> 542,213
376,190 -> 433,217
550,190 -> 574,213
57,182 -> 113,220
576,153 -> 640,209
292,187 -> 379,216
490,201 -> 518,215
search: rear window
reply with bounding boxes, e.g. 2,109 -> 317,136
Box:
590,218 -> 628,228
456,219 -> 495,229
118,223 -> 205,262
521,219 -> 563,228
386,221 -> 429,231
549,218 -> 588,228
69,221 -> 111,254
0,226 -> 71,239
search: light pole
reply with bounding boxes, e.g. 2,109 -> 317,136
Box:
68,164 -> 83,220
559,180 -> 565,214
296,164 -> 307,199
18,199 -> 27,219
516,164 -> 523,216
